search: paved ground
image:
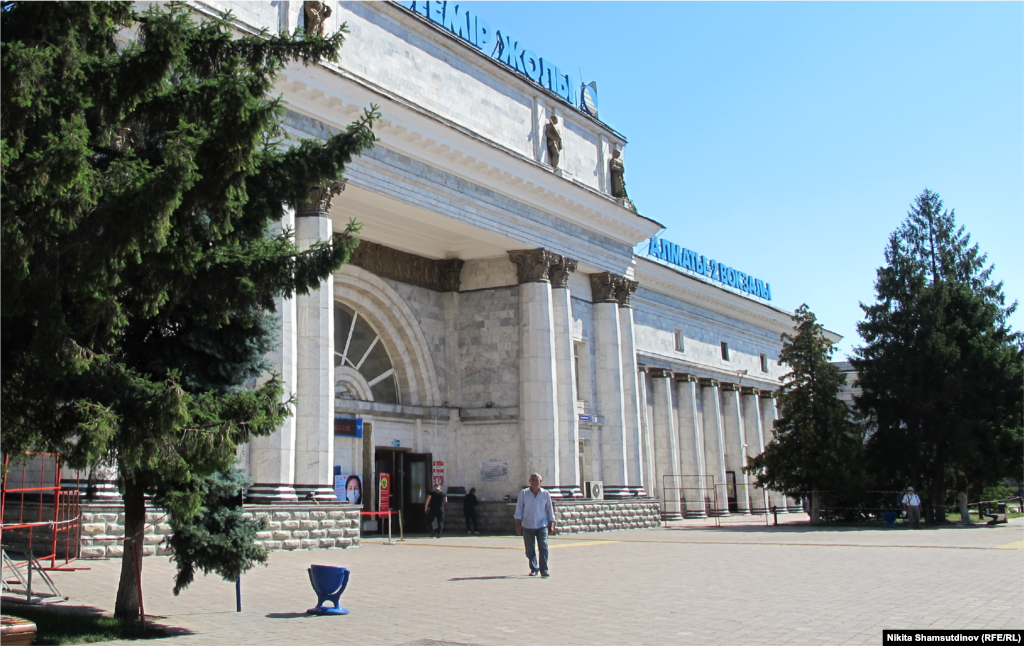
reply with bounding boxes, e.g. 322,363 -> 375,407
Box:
13,515 -> 1024,645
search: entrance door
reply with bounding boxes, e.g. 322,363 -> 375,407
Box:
403,453 -> 431,534
373,448 -> 406,535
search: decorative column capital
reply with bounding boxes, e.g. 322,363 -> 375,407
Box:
720,382 -> 740,392
549,255 -> 579,288
649,368 -> 672,379
698,378 -> 720,388
297,180 -> 346,216
614,278 -> 639,308
437,259 -> 465,292
508,249 -> 557,283
589,272 -> 618,302
759,390 -> 777,399
740,386 -> 759,396
674,373 -> 697,383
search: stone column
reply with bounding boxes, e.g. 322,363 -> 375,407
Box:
742,387 -> 768,514
551,256 -> 580,495
591,273 -> 628,495
700,378 -> 729,517
638,367 -> 658,498
675,374 -> 707,518
650,369 -> 681,519
293,184 -> 342,501
248,206 -> 299,503
509,250 -> 561,488
721,383 -> 751,515
617,278 -> 645,496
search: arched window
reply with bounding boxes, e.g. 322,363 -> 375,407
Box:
334,302 -> 400,404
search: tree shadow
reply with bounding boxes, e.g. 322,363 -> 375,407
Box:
0,600 -> 194,641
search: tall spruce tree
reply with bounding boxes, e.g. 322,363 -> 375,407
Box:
745,305 -> 864,525
1,2 -> 378,617
852,190 -> 1023,524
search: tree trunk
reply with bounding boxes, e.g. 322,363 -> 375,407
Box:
929,454 -> 946,526
809,487 -> 822,525
114,479 -> 146,619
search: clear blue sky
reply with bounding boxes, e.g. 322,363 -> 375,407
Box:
460,1 -> 1023,359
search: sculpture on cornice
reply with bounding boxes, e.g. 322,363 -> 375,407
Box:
304,1 -> 332,37
609,149 -> 628,199
544,115 -> 563,169
298,180 -> 346,215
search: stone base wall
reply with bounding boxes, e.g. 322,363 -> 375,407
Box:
78,503 -> 361,559
442,499 -> 661,535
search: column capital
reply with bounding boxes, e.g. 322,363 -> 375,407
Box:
740,386 -> 759,395
296,180 -> 346,216
637,364 -> 649,374
508,249 -> 575,284
720,382 -> 740,391
759,390 -> 777,399
614,278 -> 639,308
549,255 -> 579,288
674,373 -> 697,383
698,378 -> 720,388
648,367 -> 672,379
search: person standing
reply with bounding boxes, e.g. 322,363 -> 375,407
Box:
425,484 -> 447,539
902,486 -> 922,529
464,487 -> 481,535
514,473 -> 556,577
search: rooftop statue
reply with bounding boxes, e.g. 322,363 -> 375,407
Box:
544,115 -> 563,169
304,1 -> 332,37
609,149 -> 628,200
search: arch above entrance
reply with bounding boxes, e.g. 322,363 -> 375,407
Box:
333,265 -> 442,408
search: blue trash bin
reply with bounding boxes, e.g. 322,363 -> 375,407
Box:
307,565 -> 351,615
881,512 -> 897,528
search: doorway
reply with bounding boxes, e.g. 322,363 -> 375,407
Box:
373,448 -> 432,535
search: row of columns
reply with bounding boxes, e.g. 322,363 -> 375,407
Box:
508,249 -> 645,498
645,369 -> 788,518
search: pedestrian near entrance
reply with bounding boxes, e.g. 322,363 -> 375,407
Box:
903,486 -> 922,529
425,484 -> 447,538
464,487 -> 481,534
515,473 -> 556,577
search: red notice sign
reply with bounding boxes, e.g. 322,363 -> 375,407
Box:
379,472 -> 391,513
432,461 -> 445,489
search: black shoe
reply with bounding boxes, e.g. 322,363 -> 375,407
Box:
529,569 -> 539,576
541,571 -> 550,578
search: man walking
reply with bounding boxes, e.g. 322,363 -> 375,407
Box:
515,473 -> 556,577
425,483 -> 447,538
902,486 -> 922,529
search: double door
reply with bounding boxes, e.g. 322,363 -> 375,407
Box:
373,448 -> 432,534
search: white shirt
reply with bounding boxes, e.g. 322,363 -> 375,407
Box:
515,487 -> 555,530
902,493 -> 921,507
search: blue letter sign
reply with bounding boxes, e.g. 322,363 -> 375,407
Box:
647,238 -> 772,301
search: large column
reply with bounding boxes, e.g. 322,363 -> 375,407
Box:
721,383 -> 751,515
650,369 -> 681,519
616,279 -> 645,496
676,375 -> 707,518
700,378 -> 729,517
293,184 -> 341,501
248,207 -> 299,503
638,368 -> 658,499
550,256 -> 581,495
591,273 -> 628,495
508,250 -> 561,488
742,387 -> 768,514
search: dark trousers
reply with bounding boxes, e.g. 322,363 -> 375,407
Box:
523,526 -> 549,573
428,509 -> 445,536
464,509 -> 480,533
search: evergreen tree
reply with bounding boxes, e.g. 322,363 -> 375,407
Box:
1,2 -> 378,617
745,305 -> 864,525
852,190 -> 1023,524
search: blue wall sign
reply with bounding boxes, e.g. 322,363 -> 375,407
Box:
401,2 -> 584,111
647,238 -> 772,301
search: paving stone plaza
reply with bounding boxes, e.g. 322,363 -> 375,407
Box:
37,517 -> 1024,646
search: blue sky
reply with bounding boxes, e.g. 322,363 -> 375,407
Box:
459,1 -> 1023,359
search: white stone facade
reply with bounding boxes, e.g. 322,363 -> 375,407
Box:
167,1 -> 832,525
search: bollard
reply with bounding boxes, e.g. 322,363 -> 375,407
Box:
236,576 -> 241,612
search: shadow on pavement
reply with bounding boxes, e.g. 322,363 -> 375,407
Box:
447,575 -> 518,581
265,612 -> 325,619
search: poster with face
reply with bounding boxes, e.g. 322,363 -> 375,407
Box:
334,474 -> 362,505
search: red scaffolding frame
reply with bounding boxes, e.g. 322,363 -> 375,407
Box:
1,452 -> 81,570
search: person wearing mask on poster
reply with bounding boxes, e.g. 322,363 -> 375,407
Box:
345,475 -> 362,506
425,483 -> 447,539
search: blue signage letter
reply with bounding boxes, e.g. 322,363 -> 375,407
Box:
428,0 -> 445,25
521,49 -> 542,83
444,3 -> 469,38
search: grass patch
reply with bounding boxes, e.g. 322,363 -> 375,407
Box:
2,604 -> 168,645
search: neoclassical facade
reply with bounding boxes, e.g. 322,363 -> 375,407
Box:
171,1 -> 816,528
